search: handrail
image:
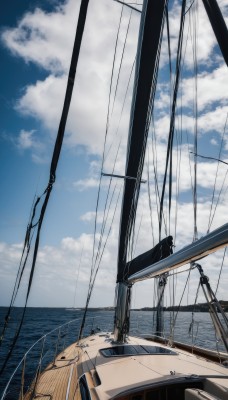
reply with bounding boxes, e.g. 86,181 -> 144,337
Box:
1,316 -> 114,400
1,316 -> 81,399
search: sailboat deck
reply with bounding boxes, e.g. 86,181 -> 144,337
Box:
24,342 -> 80,400
28,333 -> 228,400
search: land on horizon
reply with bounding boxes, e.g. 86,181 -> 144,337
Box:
1,301 -> 228,312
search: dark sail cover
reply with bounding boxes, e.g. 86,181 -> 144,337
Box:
122,236 -> 173,281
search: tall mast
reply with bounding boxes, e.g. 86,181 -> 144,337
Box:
114,0 -> 167,342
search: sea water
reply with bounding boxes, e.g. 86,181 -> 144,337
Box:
0,308 -> 226,398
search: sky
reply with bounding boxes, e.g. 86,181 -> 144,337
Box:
0,0 -> 228,310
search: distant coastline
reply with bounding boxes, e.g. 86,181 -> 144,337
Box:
67,301 -> 228,312
1,301 -> 227,312
84,300 -> 228,312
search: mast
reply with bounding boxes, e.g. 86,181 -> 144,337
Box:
114,0 -> 167,342
201,0 -> 228,67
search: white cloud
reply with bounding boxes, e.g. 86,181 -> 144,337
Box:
181,66 -> 228,113
2,0 -> 138,157
74,177 -> 99,191
17,129 -> 36,149
210,138 -> 218,146
1,1 -> 80,73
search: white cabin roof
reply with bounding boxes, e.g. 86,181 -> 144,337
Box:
77,333 -> 228,400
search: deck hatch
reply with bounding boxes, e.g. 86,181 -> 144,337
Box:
100,345 -> 177,357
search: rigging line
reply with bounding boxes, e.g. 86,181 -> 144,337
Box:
207,114 -> 227,232
159,0 -> 187,241
91,3 -> 124,279
169,264 -> 197,277
190,152 -> 228,167
151,116 -> 167,235
184,0 -> 196,15
192,0 -> 199,242
93,176 -> 119,275
146,13 -> 168,237
5,192 -> 42,311
107,2 -> 124,130
174,120 -> 183,243
113,0 -> 141,13
79,185 -> 122,339
0,0 -> 90,373
176,18 -> 194,238
174,13 -> 193,233
169,266 -> 192,343
186,132 -> 195,212
215,247 -> 227,296
125,126 -> 149,261
89,174 -> 120,305
93,185 -> 122,287
186,3 -> 198,240
146,148 -> 154,247
208,168 -> 228,231
0,227 -> 36,347
73,244 -> 84,308
111,9 -> 133,119
172,15 -> 191,242
92,140 -> 121,275
104,57 -> 136,163
165,2 -> 172,79
166,4 -> 173,237
189,280 -> 200,350
133,212 -> 144,258
172,267 -> 175,331
123,160 -> 146,280
143,65 -> 164,246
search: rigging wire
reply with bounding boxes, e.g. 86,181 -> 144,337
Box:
89,5 -> 134,277
129,210 -> 144,267
79,3 -> 134,336
146,148 -> 155,247
169,266 -> 193,344
150,116 -> 167,235
172,14 -> 193,242
173,13 -> 193,240
92,141 -> 121,276
208,168 -> 228,231
0,0 -> 90,374
159,0 -> 187,241
110,9 -> 133,118
188,280 -> 200,349
191,0 -> 199,242
72,244 -> 84,308
90,2 -> 124,280
78,184 -> 122,339
190,153 -> 228,167
104,57 -> 136,163
215,247 -> 227,296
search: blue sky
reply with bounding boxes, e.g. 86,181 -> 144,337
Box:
0,0 -> 99,246
0,0 -> 227,309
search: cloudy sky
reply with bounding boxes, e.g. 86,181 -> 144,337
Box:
0,0 -> 227,310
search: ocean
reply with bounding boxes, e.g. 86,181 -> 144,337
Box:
0,307 -> 225,399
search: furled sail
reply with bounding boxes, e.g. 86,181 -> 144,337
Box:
128,224 -> 228,283
124,236 -> 173,279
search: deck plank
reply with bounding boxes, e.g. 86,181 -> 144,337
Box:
24,343 -> 80,400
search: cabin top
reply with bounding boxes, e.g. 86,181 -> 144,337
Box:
77,333 -> 228,400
